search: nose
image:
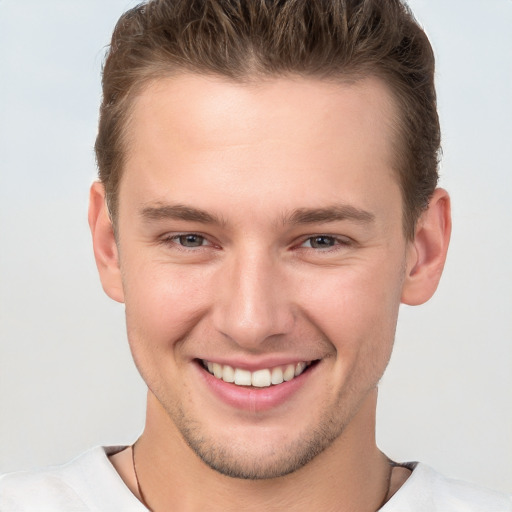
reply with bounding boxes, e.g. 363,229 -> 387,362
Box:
212,248 -> 294,349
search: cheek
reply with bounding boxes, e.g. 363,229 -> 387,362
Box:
122,262 -> 215,396
122,260 -> 212,352
298,258 -> 404,354
300,261 -> 404,399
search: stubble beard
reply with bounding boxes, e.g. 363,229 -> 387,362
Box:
167,395 -> 355,480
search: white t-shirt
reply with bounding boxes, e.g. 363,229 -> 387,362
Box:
1,446 -> 511,511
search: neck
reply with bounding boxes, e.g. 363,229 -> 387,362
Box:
131,388 -> 391,512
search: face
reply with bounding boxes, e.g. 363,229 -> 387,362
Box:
109,74 -> 414,479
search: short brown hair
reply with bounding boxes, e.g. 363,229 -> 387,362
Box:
95,0 -> 440,238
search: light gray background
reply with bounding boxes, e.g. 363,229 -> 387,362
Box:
1,0 -> 511,494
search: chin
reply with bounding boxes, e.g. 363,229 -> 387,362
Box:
184,433 -> 336,480
172,404 -> 347,480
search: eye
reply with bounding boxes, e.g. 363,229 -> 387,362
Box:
302,235 -> 340,249
160,233 -> 211,249
175,234 -> 208,247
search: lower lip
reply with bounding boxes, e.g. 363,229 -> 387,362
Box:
196,362 -> 315,413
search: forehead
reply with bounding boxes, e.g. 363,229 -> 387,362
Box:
127,73 -> 398,155
121,74 -> 401,221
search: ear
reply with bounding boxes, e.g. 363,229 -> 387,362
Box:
88,181 -> 125,303
401,188 -> 451,306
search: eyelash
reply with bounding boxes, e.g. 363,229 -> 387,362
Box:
159,233 -> 352,252
160,233 -> 212,250
298,235 -> 352,251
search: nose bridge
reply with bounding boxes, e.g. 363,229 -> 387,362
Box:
213,245 -> 292,347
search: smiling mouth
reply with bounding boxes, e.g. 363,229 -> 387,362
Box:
200,359 -> 317,388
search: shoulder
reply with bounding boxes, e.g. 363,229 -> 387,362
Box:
383,462 -> 512,512
0,469 -> 88,511
0,446 -> 144,512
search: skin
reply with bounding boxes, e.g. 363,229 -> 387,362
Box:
89,74 -> 451,511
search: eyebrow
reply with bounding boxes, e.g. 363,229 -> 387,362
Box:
139,202 -> 375,227
140,203 -> 225,226
285,205 -> 375,225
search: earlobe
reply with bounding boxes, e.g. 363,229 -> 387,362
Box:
88,182 -> 125,303
401,188 -> 451,306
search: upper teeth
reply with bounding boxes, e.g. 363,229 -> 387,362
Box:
204,361 -> 310,388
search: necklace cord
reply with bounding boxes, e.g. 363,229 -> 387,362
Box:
377,459 -> 394,511
132,441 -> 153,512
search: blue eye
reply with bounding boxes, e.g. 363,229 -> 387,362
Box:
303,236 -> 338,249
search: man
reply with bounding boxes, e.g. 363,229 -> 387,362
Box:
0,0 -> 510,510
